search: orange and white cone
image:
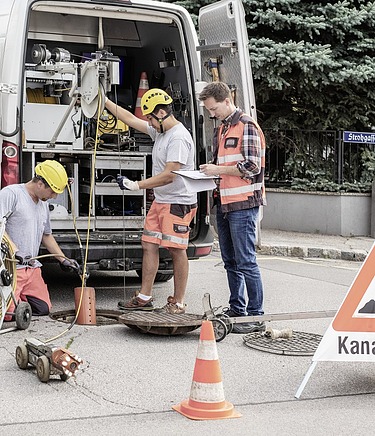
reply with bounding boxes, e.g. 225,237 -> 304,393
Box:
173,320 -> 241,420
134,71 -> 149,120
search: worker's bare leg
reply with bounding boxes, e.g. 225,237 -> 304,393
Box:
140,241 -> 159,296
169,247 -> 189,303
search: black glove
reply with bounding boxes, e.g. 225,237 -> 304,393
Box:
15,254 -> 24,264
15,254 -> 33,266
60,258 -> 80,274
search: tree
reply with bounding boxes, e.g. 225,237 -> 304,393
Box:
164,0 -> 375,131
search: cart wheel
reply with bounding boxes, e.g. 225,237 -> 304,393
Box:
36,356 -> 50,383
15,302 -> 32,330
216,313 -> 233,335
15,344 -> 29,369
212,318 -> 228,342
60,373 -> 69,382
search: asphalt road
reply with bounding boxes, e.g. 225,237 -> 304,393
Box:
1,253 -> 375,435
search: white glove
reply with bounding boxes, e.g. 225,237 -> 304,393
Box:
117,175 -> 140,191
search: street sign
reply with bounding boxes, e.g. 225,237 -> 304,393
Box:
343,131 -> 375,144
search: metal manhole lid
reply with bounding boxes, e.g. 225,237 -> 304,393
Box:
243,331 -> 322,356
118,311 -> 203,327
118,311 -> 203,336
50,309 -> 122,326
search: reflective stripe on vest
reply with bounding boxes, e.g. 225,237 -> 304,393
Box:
220,181 -> 263,198
217,153 -> 244,164
217,148 -> 265,165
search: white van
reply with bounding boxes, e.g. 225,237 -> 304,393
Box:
0,0 -> 256,279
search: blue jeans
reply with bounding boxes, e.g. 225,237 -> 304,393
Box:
216,205 -> 264,316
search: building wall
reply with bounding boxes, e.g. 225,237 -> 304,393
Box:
262,189 -> 371,236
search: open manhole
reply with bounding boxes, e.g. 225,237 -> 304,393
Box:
50,310 -> 122,326
243,330 -> 322,356
118,311 -> 203,335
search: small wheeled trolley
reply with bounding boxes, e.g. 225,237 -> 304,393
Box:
202,293 -> 337,342
15,338 -> 83,383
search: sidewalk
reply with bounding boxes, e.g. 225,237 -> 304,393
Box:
258,229 -> 374,261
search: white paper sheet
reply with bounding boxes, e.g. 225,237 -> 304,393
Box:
172,170 -> 217,193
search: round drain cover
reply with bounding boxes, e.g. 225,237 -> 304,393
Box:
118,311 -> 203,336
50,309 -> 121,326
243,330 -> 322,356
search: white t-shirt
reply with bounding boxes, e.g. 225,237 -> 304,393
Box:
0,183 -> 51,268
147,123 -> 197,204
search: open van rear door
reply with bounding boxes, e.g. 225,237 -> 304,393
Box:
197,0 -> 262,240
198,0 -> 256,120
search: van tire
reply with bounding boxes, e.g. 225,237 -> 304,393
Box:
136,270 -> 173,282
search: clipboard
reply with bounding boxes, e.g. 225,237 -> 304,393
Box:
172,170 -> 218,193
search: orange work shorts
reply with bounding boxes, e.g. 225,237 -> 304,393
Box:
142,202 -> 197,249
5,267 -> 51,321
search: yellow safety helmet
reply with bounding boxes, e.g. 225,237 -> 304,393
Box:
141,89 -> 173,116
35,160 -> 68,194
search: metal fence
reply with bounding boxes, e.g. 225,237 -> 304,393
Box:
264,129 -> 375,188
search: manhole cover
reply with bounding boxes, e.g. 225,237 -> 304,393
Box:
118,311 -> 203,335
50,310 -> 122,326
243,330 -> 322,356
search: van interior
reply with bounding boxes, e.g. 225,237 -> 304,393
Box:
22,5 -> 198,238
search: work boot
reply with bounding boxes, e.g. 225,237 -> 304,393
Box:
222,307 -> 245,318
118,295 -> 154,311
161,296 -> 186,314
231,321 -> 266,334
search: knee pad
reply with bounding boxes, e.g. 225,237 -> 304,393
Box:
26,296 -> 49,316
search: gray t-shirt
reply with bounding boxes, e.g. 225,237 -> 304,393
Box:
147,123 -> 197,204
0,183 -> 51,268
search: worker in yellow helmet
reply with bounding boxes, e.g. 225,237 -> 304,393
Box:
105,88 -> 197,314
0,160 -> 80,321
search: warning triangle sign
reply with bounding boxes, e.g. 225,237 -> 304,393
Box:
296,242 -> 375,398
332,242 -> 375,332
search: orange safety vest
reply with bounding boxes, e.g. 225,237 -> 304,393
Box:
215,112 -> 266,212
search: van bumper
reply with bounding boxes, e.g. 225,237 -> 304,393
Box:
43,225 -> 214,272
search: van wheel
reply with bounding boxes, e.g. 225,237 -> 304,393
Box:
136,270 -> 173,282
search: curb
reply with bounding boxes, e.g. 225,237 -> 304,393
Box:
212,239 -> 367,261
257,244 -> 368,262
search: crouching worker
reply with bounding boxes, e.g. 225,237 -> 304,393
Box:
0,160 -> 80,321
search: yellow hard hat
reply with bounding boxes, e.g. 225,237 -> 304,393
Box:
35,160 -> 68,194
141,89 -> 173,116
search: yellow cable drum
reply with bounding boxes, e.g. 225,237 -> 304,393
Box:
1,234 -> 17,312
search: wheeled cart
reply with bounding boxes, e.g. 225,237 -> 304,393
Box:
202,293 -> 337,342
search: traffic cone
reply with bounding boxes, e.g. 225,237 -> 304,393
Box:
173,320 -> 241,420
134,71 -> 149,120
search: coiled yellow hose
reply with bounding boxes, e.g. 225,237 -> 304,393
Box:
2,234 -> 17,310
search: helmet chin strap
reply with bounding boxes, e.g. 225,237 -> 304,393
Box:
151,111 -> 172,133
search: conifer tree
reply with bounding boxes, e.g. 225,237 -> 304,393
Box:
164,0 -> 375,131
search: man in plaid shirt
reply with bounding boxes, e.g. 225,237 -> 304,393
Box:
199,81 -> 266,334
